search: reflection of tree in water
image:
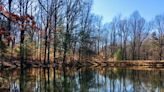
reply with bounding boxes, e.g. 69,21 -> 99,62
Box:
56,67 -> 103,92
10,80 -> 19,92
78,67 -> 98,92
0,69 -> 20,92
1,68 -> 164,92
103,68 -> 164,92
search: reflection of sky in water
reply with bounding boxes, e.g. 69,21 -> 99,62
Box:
88,73 -> 134,92
10,81 -> 19,92
0,68 -> 164,92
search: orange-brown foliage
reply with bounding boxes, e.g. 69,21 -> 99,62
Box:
6,35 -> 13,42
0,27 -> 5,35
0,4 -> 39,32
0,5 -> 4,11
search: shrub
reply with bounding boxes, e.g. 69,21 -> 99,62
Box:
114,49 -> 123,60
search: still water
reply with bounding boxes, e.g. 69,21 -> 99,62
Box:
0,67 -> 164,92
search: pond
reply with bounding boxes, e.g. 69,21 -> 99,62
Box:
0,67 -> 164,92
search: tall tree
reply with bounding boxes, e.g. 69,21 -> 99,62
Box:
129,11 -> 147,60
154,14 -> 164,60
63,0 -> 82,64
118,19 -> 129,60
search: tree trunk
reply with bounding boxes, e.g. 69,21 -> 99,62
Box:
53,4 -> 57,64
47,28 -> 51,65
20,30 -> 25,68
44,20 -> 49,65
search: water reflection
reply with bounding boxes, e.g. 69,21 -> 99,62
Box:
0,67 -> 164,92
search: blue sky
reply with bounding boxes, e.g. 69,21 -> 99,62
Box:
92,0 -> 164,23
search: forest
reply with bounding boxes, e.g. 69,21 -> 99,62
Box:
1,0 -> 164,67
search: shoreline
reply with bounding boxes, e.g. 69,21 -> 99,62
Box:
1,60 -> 164,69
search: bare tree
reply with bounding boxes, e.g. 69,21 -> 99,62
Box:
110,16 -> 119,58
63,0 -> 82,64
153,14 -> 164,60
129,11 -> 147,60
78,0 -> 93,60
118,19 -> 129,60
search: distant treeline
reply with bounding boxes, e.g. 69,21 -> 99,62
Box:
0,0 -> 164,65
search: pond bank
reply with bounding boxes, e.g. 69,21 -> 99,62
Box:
1,60 -> 164,69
